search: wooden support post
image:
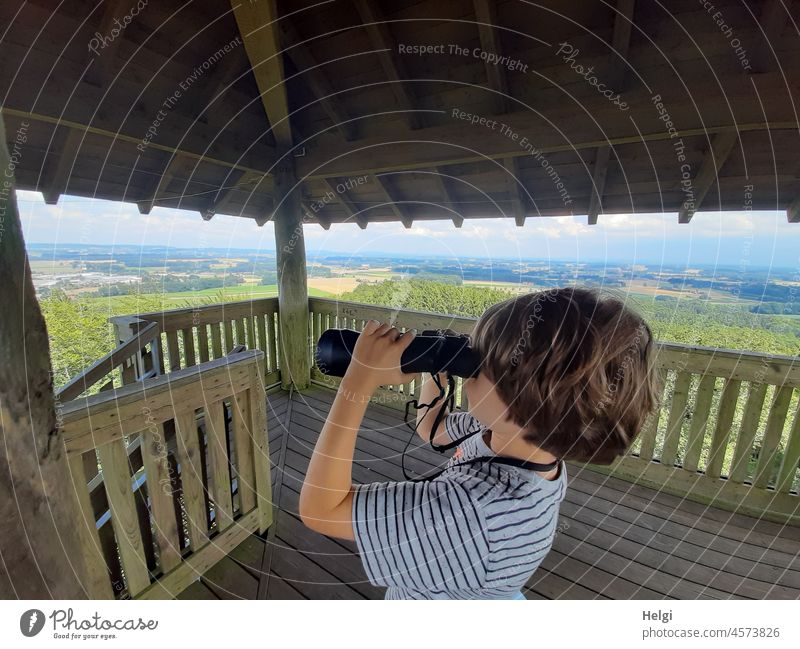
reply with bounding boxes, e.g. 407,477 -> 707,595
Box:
274,158 -> 311,390
0,116 -> 99,598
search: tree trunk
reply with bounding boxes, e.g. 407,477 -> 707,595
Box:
0,116 -> 95,598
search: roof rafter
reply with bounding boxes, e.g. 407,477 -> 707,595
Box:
231,0 -> 293,148
587,145 -> 612,225
473,0 -> 510,114
324,178 -> 367,229
84,0 -> 131,87
502,158 -> 527,226
42,128 -> 84,205
373,174 -> 413,228
432,169 -> 464,228
749,0 -> 788,73
302,200 -> 331,229
585,0 -> 633,223
787,195 -> 800,223
279,21 -> 356,141
352,0 -> 423,130
678,131 -> 739,223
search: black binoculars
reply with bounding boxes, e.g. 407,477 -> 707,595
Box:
315,328 -> 481,379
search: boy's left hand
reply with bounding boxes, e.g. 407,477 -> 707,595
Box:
343,320 -> 420,391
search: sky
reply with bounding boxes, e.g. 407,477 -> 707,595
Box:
17,190 -> 800,270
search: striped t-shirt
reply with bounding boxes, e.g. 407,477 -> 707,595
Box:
352,410 -> 568,599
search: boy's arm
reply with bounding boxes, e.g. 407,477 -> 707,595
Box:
299,320 -> 418,540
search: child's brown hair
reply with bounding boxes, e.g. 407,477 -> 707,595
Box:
471,287 -> 659,465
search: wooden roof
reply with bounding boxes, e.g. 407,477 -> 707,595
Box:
2,0 -> 799,228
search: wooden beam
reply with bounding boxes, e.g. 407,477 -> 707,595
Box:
749,0 -> 788,73
678,131 -> 739,223
296,80 -> 789,179
502,158 -> 527,226
609,0 -> 636,90
324,178 -> 367,228
584,1 -> 633,225
352,0 -> 422,130
0,116 -> 105,599
274,157 -> 310,389
301,200 -> 331,229
587,145 -> 612,225
788,195 -> 800,223
231,0 -> 293,147
374,174 -> 413,228
203,169 -> 258,219
432,169 -> 464,228
473,0 -> 510,114
84,0 -> 131,87
42,129 -> 84,205
2,108 -> 273,179
279,20 -> 356,141
138,155 -> 178,215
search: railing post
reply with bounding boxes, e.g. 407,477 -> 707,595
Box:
111,316 -> 161,383
273,154 -> 310,390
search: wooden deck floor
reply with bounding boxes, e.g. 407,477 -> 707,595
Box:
177,385 -> 800,600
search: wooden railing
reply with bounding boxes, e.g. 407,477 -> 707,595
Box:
55,321 -> 162,402
59,350 -> 272,599
110,297 -> 281,386
308,297 -> 800,525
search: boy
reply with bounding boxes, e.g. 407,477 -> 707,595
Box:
299,287 -> 658,599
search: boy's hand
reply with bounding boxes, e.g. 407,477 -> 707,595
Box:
343,319 -> 420,391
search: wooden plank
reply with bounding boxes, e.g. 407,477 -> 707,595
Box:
211,323 -> 223,359
223,320 -> 234,354
249,363 -> 274,534
197,324 -> 210,363
683,373 -> 715,472
245,315 -> 255,350
166,330 -> 181,371
754,386 -> 794,488
141,423 -> 183,573
706,378 -> 741,479
56,322 -> 160,402
235,318 -> 246,346
135,299 -> 278,332
174,410 -> 209,549
776,399 -> 800,494
588,455 -> 800,526
265,312 -> 278,372
137,509 -> 259,599
203,556 -> 259,599
62,358 -> 256,453
232,391 -> 257,513
66,454 -> 114,599
661,371 -> 692,466
637,367 -> 666,462
257,313 -> 268,356
181,328 -> 196,367
206,401 -> 234,531
729,382 -> 768,484
96,439 -> 151,596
